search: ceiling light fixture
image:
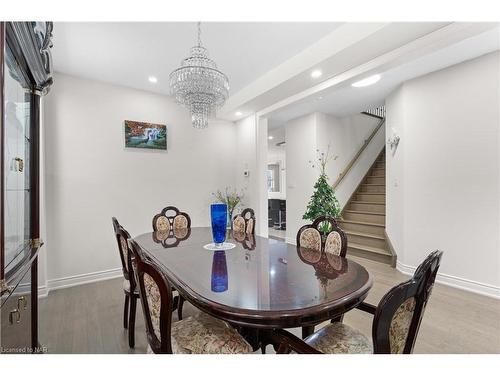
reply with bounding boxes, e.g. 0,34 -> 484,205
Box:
170,22 -> 229,129
235,111 -> 242,116
148,76 -> 158,83
352,74 -> 381,87
311,70 -> 322,79
268,136 -> 274,140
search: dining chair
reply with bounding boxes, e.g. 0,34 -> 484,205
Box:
151,206 -> 191,319
268,250 -> 443,354
128,239 -> 253,354
152,206 -> 191,232
112,217 -> 140,348
232,208 -> 255,234
296,216 -> 347,338
296,216 -> 347,256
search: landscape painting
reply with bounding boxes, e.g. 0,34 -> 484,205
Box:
124,120 -> 167,150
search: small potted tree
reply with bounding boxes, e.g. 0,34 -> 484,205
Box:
303,146 -> 341,235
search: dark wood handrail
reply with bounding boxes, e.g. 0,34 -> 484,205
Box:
332,117 -> 385,190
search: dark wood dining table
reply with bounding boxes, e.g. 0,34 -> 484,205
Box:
133,227 -> 372,349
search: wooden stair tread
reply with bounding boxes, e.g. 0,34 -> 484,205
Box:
344,230 -> 385,240
348,242 -> 391,256
339,219 -> 385,227
362,183 -> 385,186
357,192 -> 385,195
345,210 -> 385,216
351,200 -> 385,205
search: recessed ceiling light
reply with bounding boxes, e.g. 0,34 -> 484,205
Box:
235,111 -> 242,116
318,96 -> 323,100
268,136 -> 274,140
351,74 -> 381,88
311,70 -> 322,79
148,76 -> 158,83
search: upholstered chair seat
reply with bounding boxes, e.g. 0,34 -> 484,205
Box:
147,312 -> 252,354
304,322 -> 372,354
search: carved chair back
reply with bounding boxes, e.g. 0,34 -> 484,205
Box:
129,239 -> 175,354
296,216 -> 347,257
112,217 -> 135,289
232,208 -> 255,234
372,251 -> 443,354
152,206 -> 191,233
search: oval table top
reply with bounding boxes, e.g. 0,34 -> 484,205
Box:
133,227 -> 373,329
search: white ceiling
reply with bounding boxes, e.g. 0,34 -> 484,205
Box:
51,22 -> 342,95
267,27 -> 500,128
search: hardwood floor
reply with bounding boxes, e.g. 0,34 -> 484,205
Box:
39,255 -> 500,354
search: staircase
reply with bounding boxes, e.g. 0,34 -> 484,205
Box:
338,149 -> 396,266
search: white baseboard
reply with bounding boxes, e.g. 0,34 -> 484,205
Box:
396,261 -> 500,299
38,285 -> 49,298
285,237 -> 296,245
39,268 -> 122,297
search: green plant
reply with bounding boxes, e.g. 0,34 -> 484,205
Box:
303,146 -> 341,232
211,187 -> 245,219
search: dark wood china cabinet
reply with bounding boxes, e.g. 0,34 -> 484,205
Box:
0,22 -> 53,354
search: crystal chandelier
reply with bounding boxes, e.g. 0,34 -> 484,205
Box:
170,22 -> 229,129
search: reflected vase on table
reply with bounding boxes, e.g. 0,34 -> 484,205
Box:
210,203 -> 227,245
211,251 -> 228,293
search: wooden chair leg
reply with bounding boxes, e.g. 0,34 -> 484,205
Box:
301,325 -> 314,339
128,296 -> 137,348
261,344 -> 266,354
123,294 -> 130,329
177,295 -> 185,321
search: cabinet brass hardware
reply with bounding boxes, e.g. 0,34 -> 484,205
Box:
9,309 -> 21,325
17,295 -> 28,310
14,157 -> 24,172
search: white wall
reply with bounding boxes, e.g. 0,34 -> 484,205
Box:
285,113 -> 319,242
43,74 -> 237,288
386,51 -> 500,297
234,115 -> 258,216
284,112 -> 381,243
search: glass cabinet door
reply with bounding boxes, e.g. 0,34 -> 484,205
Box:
3,43 -> 32,274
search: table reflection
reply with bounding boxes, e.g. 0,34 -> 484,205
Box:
231,231 -> 256,250
152,228 -> 192,248
297,246 -> 348,280
211,251 -> 228,292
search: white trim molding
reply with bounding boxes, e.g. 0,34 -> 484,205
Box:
397,261 -> 500,300
39,268 -> 123,297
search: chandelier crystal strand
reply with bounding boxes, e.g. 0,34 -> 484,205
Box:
170,22 -> 229,129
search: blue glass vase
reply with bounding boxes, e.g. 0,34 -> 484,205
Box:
210,203 -> 227,245
211,251 -> 228,293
